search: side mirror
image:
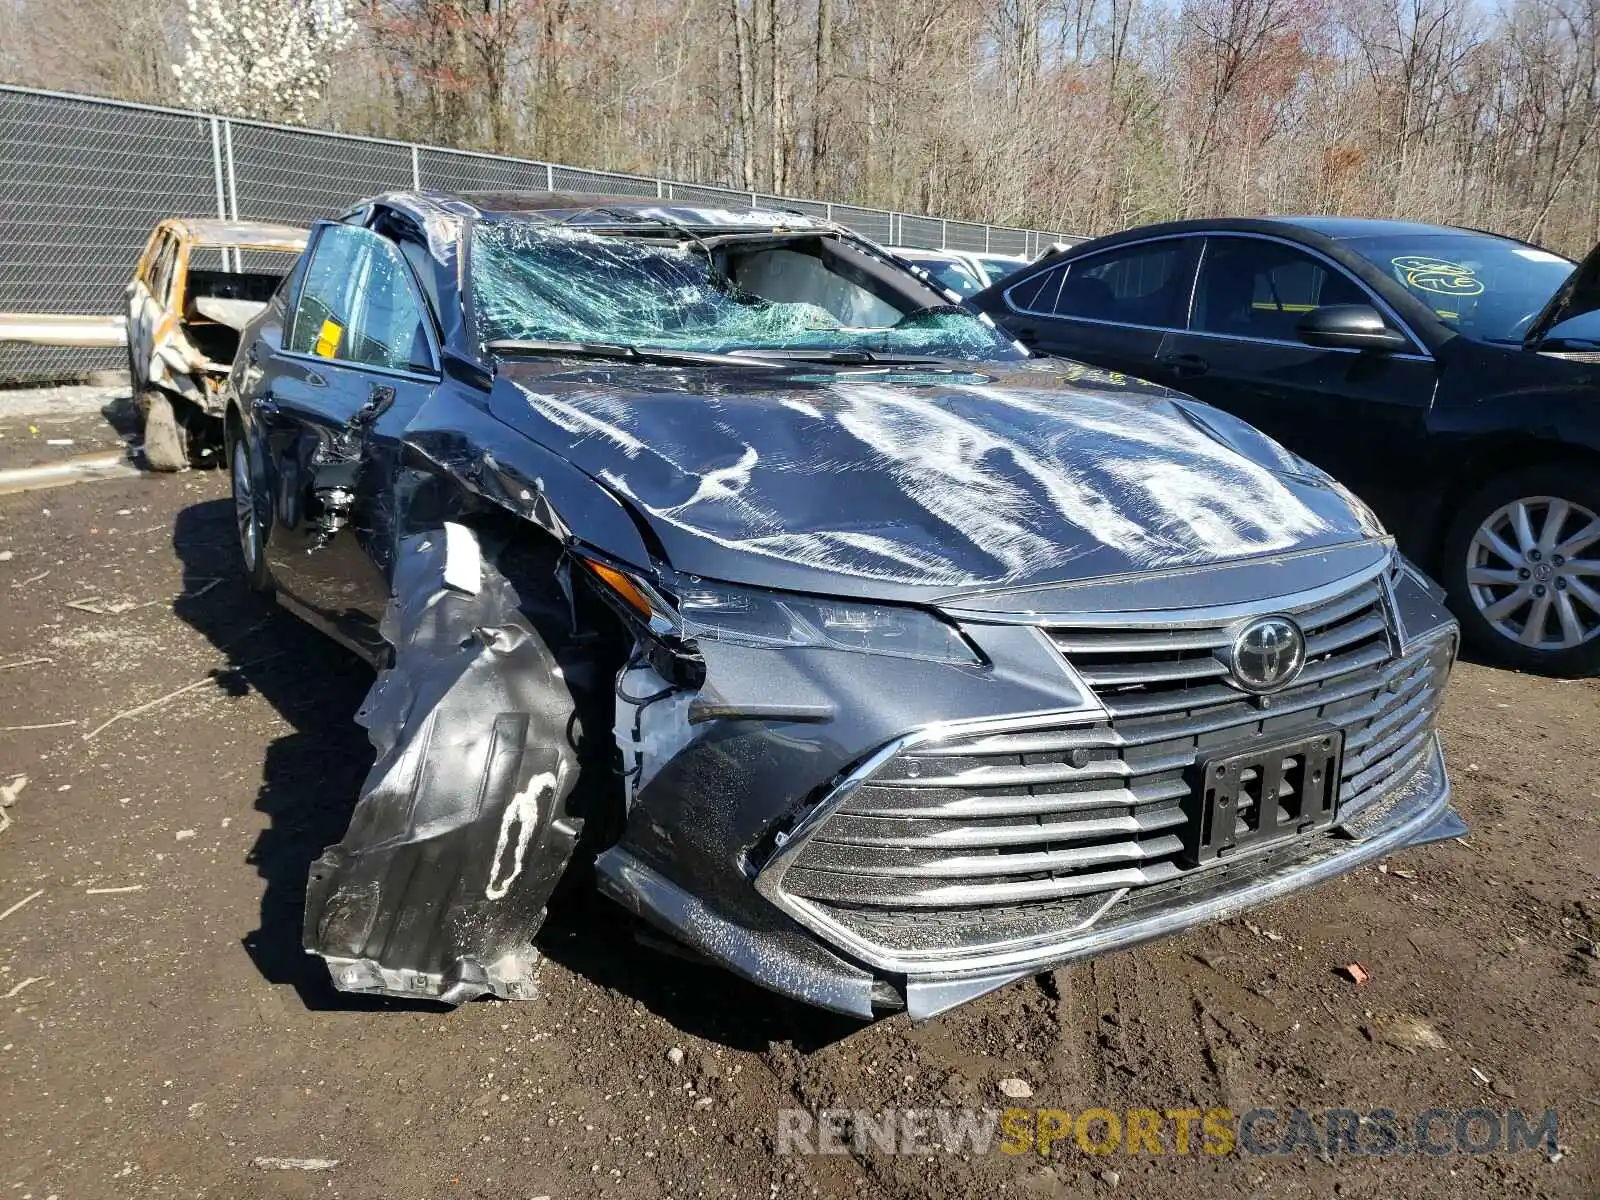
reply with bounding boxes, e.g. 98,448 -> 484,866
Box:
1296,304 -> 1411,353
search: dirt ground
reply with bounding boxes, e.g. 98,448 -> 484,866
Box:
0,388 -> 1596,1200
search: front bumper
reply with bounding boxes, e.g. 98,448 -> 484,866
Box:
597,552 -> 1461,1020
598,732 -> 1457,1020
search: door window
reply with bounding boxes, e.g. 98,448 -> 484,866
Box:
287,224 -> 434,374
1006,262 -> 1068,314
1058,241 -> 1189,325
1010,241 -> 1192,328
1192,238 -> 1371,342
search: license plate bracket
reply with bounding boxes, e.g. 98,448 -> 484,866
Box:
1183,729 -> 1343,865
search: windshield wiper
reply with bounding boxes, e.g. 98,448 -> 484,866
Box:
723,347 -> 946,366
485,338 -> 784,369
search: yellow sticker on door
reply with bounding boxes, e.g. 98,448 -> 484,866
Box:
313,318 -> 343,358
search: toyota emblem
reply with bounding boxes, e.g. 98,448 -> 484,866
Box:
1227,616 -> 1306,694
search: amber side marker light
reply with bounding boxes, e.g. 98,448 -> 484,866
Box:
580,558 -> 654,619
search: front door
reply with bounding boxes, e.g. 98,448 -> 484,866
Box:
127,228 -> 178,392
1155,235 -> 1440,522
256,222 -> 440,648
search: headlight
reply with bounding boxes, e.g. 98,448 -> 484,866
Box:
678,580 -> 980,664
579,557 -> 979,666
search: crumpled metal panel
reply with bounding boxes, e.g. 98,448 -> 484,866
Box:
304,526 -> 583,1004
593,848 -> 877,1019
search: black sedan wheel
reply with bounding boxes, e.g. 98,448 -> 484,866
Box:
1444,465 -> 1600,675
230,431 -> 274,594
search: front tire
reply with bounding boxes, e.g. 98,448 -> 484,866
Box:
230,431 -> 274,594
1441,464 -> 1600,676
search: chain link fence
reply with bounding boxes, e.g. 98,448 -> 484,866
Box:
0,84 -> 1071,383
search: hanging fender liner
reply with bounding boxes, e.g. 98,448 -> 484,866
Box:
303,524 -> 584,1004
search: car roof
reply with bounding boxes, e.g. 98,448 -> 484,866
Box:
1268,215 -> 1506,240
1020,216 -> 1540,282
455,190 -> 829,229
1064,214 -> 1518,247
460,190 -> 670,215
164,217 -> 308,251
360,191 -> 839,250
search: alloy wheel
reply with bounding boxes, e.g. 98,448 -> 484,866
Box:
232,438 -> 259,571
1465,495 -> 1600,651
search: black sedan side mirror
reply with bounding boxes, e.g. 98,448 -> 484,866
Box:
1296,304 -> 1411,353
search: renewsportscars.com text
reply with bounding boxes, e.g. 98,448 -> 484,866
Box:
776,1105 -> 1560,1158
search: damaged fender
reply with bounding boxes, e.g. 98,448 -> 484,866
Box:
304,524 -> 583,1003
403,379 -> 659,566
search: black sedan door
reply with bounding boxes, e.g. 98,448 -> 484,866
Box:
981,237 -> 1200,382
253,222 -> 440,653
1153,234 -> 1440,523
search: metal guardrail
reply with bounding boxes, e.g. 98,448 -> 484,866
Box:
0,83 -> 1071,384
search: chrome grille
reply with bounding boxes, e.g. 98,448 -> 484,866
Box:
774,573 -> 1452,960
1046,577 -> 1390,718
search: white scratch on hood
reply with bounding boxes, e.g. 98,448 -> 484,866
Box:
516,371 -> 1339,587
661,445 -> 759,514
520,389 -> 648,457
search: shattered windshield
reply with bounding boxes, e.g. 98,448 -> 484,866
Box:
469,220 -> 1023,361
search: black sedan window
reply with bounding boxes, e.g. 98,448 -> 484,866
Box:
1343,232 -> 1573,344
1192,239 -> 1369,342
469,221 -> 1023,361
1010,241 -> 1190,327
1059,242 -> 1186,322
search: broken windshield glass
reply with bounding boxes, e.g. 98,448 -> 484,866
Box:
469,221 -> 1023,362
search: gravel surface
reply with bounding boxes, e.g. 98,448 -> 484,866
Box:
0,396 -> 1595,1199
0,384 -> 132,471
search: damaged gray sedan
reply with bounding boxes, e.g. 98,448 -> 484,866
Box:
225,191 -> 1465,1020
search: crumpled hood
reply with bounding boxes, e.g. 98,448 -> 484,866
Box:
487,358 -> 1382,601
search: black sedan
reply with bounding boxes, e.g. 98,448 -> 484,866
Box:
224,192 -> 1459,1019
971,216 -> 1600,675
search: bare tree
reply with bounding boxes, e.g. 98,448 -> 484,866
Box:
5,0 -> 1600,256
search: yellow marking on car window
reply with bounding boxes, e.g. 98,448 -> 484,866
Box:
1391,256 -> 1483,297
313,318 -> 343,358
